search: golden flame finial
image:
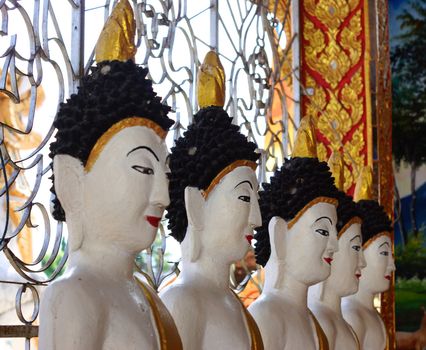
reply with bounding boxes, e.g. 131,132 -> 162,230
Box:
354,165 -> 373,202
197,51 -> 225,108
95,0 -> 137,63
327,150 -> 345,191
291,116 -> 317,158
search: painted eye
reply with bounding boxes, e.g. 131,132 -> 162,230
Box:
315,229 -> 329,236
132,165 -> 154,175
352,245 -> 361,252
380,251 -> 389,256
238,195 -> 250,202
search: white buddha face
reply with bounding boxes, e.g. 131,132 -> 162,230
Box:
201,166 -> 261,263
324,223 -> 367,297
358,233 -> 395,294
83,125 -> 170,253
283,201 -> 338,286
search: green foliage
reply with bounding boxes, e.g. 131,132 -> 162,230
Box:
42,239 -> 67,279
391,0 -> 426,168
395,277 -> 426,331
395,230 -> 426,279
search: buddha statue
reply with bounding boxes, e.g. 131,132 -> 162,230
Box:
39,3 -> 182,348
159,52 -> 263,350
308,192 -> 366,350
342,199 -> 395,350
248,157 -> 339,350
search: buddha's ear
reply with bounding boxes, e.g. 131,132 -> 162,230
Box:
184,186 -> 205,262
53,155 -> 84,251
268,216 -> 287,261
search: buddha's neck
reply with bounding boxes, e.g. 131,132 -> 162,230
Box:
68,241 -> 135,282
319,281 -> 342,315
181,255 -> 231,290
346,287 -> 375,310
264,259 -> 309,309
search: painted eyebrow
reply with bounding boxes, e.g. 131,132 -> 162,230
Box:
234,180 -> 253,190
315,216 -> 332,225
126,146 -> 159,161
379,242 -> 390,248
350,235 -> 361,242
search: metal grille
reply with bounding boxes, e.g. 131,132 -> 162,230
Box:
0,1 -> 298,347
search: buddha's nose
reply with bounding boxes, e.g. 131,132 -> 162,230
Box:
249,193 -> 262,229
150,171 -> 170,208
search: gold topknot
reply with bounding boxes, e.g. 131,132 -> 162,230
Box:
197,51 -> 225,108
291,116 -> 317,158
95,0 -> 137,63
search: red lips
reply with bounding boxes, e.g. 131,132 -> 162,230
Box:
146,216 -> 161,228
385,275 -> 391,280
356,273 -> 362,279
323,257 -> 333,265
245,235 -> 254,244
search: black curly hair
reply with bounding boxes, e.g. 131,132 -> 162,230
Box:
166,106 -> 260,242
49,60 -> 173,221
254,157 -> 339,267
357,200 -> 392,245
336,192 -> 361,235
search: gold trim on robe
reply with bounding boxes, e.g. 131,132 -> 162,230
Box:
309,310 -> 330,350
135,276 -> 183,350
231,289 -> 264,350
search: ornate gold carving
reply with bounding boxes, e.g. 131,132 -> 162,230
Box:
301,1 -> 368,195
317,143 -> 328,162
197,51 -> 226,108
95,0 -> 137,62
305,75 -> 327,120
340,12 -> 362,65
304,0 -> 358,30
85,117 -> 167,172
201,160 -> 257,199
328,150 -> 345,191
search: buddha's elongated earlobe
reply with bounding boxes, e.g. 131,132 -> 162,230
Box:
184,186 -> 205,262
268,216 -> 288,289
53,155 -> 84,251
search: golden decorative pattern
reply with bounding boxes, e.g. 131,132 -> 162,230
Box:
287,196 -> 338,230
328,150 -> 345,191
301,0 -> 372,196
201,160 -> 257,199
197,51 -> 226,108
85,117 -> 167,172
95,0 -> 137,62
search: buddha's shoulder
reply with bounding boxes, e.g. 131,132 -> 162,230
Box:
41,275 -> 104,317
160,281 -> 203,308
248,292 -> 285,319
